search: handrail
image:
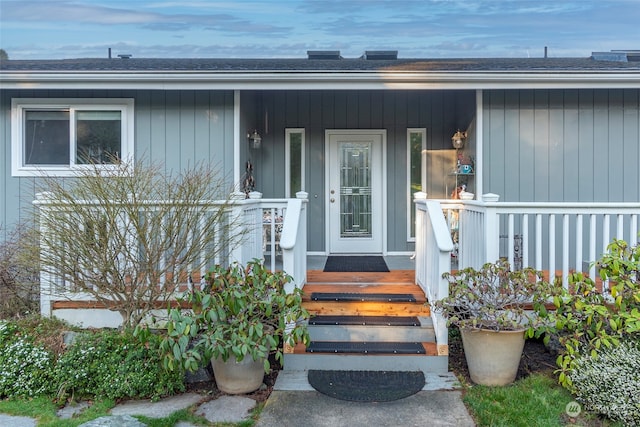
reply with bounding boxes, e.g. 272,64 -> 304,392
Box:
280,199 -> 302,250
281,192 -> 308,292
414,193 -> 454,356
425,200 -> 455,253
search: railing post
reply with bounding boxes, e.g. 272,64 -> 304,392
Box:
413,192 -> 427,290
34,192 -> 54,317
228,191 -> 248,265
482,193 -> 500,265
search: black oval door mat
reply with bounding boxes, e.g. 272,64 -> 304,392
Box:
308,370 -> 425,402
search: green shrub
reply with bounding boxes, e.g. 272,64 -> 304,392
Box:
54,329 -> 184,401
0,322 -> 55,397
570,339 -> 640,426
536,238 -> 640,389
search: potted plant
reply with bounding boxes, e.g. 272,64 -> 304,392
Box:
160,259 -> 309,394
434,259 -> 553,386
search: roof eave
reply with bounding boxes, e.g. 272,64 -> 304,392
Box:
1,70 -> 639,90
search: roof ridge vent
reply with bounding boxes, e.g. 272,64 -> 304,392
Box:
361,50 -> 398,60
307,50 -> 342,60
592,50 -> 640,62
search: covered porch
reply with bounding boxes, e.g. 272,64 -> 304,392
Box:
36,191 -> 639,376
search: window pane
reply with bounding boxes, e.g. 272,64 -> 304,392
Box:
289,132 -> 302,196
24,110 -> 70,165
76,111 -> 122,164
409,131 -> 423,238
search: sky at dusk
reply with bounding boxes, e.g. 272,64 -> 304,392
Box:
1,0 -> 639,60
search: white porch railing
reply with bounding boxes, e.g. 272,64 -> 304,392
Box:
440,195 -> 640,289
414,192 -> 454,356
34,191 -> 308,324
415,192 -> 640,353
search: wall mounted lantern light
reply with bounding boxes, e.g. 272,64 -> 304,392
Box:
248,130 -> 262,149
451,130 -> 467,149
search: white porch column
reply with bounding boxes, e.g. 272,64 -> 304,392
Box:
233,90 -> 241,187
475,89 -> 483,199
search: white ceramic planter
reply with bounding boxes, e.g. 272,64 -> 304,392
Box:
460,328 -> 526,386
211,355 -> 265,394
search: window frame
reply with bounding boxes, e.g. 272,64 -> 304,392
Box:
11,98 -> 134,177
407,128 -> 427,242
285,128 -> 305,198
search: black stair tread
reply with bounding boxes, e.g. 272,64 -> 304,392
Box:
310,292 -> 416,302
306,341 -> 426,354
309,315 -> 420,327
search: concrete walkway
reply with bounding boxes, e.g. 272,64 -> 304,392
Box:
0,372 -> 474,426
256,370 -> 475,427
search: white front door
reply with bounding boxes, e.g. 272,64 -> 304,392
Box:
326,130 -> 385,254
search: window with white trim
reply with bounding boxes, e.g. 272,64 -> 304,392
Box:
11,98 -> 134,177
407,128 -> 426,241
285,128 -> 305,197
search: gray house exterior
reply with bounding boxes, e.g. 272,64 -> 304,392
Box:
1,51 -> 640,255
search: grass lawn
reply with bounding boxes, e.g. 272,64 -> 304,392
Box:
462,371 -> 622,427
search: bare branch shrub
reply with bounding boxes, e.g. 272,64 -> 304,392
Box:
34,159 -> 246,328
0,224 -> 40,319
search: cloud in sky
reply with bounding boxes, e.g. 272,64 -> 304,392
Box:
1,0 -> 639,59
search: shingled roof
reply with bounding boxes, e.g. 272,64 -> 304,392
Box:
2,56 -> 640,72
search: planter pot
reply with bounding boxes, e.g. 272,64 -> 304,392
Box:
211,354 -> 266,394
460,328 -> 525,386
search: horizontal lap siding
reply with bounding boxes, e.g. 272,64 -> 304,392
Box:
483,89 -> 640,203
247,90 -> 474,252
0,89 -> 235,238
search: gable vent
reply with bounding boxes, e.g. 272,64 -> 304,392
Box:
362,50 -> 398,60
307,50 -> 342,60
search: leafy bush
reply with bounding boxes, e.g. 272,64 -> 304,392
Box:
54,329 -> 184,401
0,322 -> 55,398
570,339 -> 640,426
0,224 -> 39,319
535,239 -> 640,389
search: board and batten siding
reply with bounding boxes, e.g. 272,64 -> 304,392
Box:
0,89 -> 235,238
242,90 -> 475,253
483,89 -> 640,203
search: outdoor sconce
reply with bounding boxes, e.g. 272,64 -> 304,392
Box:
247,130 -> 262,149
451,130 -> 467,149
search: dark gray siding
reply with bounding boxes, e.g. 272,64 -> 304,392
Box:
0,89 -> 235,237
244,90 -> 475,252
484,89 -> 640,202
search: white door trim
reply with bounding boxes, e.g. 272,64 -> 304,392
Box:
324,129 -> 387,255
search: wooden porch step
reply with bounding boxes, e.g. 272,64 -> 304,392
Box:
303,283 -> 429,316
284,269 -> 446,374
307,270 -> 414,284
309,315 -> 420,327
303,300 -> 430,317
306,341 -> 427,354
307,315 -> 435,343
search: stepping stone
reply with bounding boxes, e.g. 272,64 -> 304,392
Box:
110,393 -> 203,418
79,415 -> 146,427
195,396 -> 256,423
0,414 -> 36,427
57,400 -> 91,419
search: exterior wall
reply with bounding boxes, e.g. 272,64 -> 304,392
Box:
483,89 -> 640,203
244,90 -> 475,253
0,89 -> 235,237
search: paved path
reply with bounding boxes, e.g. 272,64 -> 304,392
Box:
0,370 -> 474,426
